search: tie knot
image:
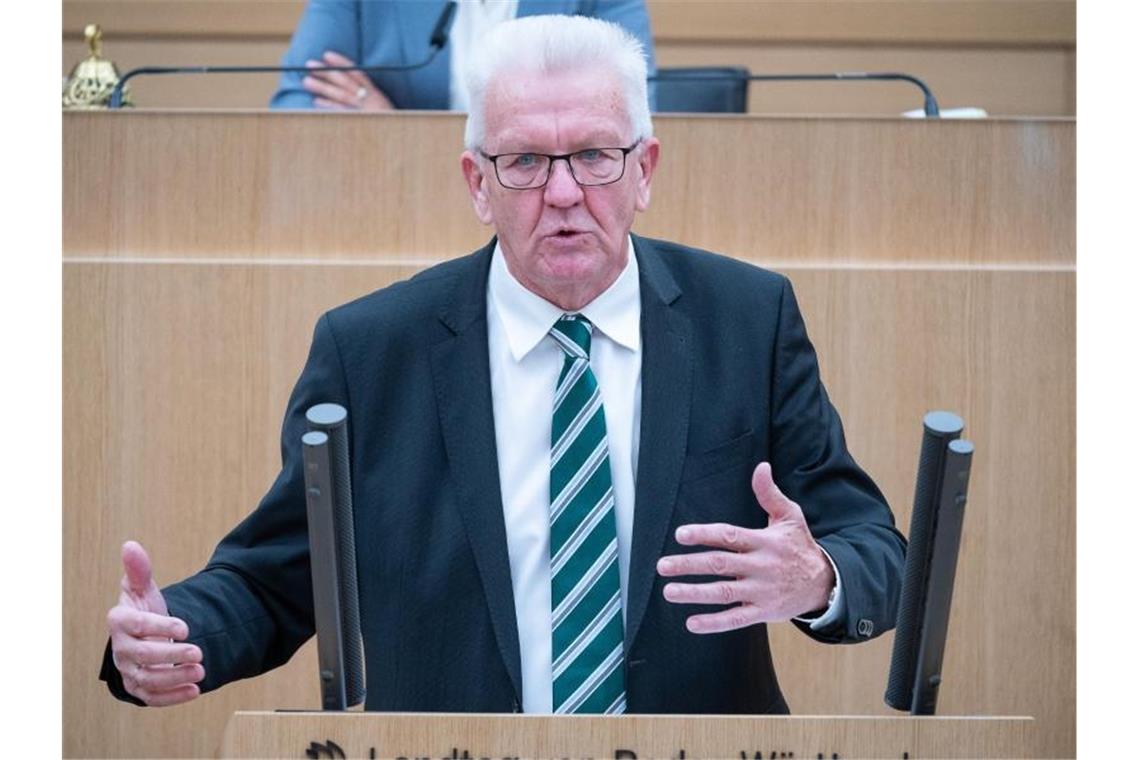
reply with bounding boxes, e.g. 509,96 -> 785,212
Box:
550,314 -> 593,359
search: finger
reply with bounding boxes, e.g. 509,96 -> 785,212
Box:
751,462 -> 803,523
317,67 -> 363,95
321,50 -> 371,88
656,551 -> 751,578
115,639 -> 202,667
313,96 -> 350,111
107,606 -> 190,641
134,662 -> 205,692
685,604 -> 766,634
320,50 -> 356,67
133,683 -> 201,708
674,523 -> 761,551
303,74 -> 357,107
309,60 -> 392,110
303,60 -> 352,92
304,59 -> 367,100
662,580 -> 747,605
120,540 -> 154,596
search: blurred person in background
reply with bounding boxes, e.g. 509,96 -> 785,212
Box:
270,0 -> 656,111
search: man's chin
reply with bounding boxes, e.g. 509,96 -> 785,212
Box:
537,246 -> 604,281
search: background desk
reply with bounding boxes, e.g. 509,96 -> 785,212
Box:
62,0 -> 1075,116
63,111 -> 1074,758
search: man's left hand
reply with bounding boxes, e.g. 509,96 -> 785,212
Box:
656,461 -> 836,633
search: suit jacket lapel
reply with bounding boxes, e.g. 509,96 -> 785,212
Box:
430,239 -> 523,703
625,235 -> 693,653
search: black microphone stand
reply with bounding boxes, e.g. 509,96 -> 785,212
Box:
649,71 -> 942,118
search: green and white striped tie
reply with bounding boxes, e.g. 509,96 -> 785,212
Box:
548,314 -> 626,715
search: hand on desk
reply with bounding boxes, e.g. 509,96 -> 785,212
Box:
106,541 -> 203,706
657,462 -> 835,633
304,51 -> 395,111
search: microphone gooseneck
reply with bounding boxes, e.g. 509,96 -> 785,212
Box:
649,70 -> 942,118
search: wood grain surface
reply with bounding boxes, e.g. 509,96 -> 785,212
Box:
62,113 -> 1073,758
220,711 -> 1036,758
61,37 -> 1075,116
63,0 -> 1074,44
62,1 -> 1075,115
649,0 -> 1074,45
655,43 -> 1075,117
63,262 -> 1073,758
63,112 -> 1075,266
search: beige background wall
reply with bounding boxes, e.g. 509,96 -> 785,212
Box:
63,112 -> 1074,757
63,0 -> 1075,115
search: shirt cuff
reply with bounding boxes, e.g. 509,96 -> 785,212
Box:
793,544 -> 844,631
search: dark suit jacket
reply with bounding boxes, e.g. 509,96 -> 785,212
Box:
102,235 -> 905,713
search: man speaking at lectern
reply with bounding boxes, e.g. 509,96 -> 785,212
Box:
102,16 -> 905,714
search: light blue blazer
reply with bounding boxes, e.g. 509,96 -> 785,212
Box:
270,0 -> 656,110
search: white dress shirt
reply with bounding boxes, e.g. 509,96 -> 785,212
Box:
486,237 -> 841,713
449,1 -> 519,111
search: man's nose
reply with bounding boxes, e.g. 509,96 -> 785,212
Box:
543,158 -> 584,206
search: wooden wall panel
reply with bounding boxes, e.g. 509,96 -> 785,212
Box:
656,43 -> 1075,117
770,267 -> 1075,759
61,37 -> 1075,116
63,0 -> 1075,44
63,261 -> 1073,757
62,112 -> 1073,757
649,0 -> 1075,45
63,112 -> 1075,266
62,38 -> 285,109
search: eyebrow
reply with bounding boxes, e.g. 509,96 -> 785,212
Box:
490,129 -> 629,154
495,138 -> 629,154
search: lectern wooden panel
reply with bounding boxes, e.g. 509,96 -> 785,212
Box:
221,712 -> 1035,759
63,112 -> 1073,267
62,112 -> 1073,758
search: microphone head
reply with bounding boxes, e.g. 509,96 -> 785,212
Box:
430,1 -> 458,49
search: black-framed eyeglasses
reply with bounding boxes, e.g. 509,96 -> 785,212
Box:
479,141 -> 641,190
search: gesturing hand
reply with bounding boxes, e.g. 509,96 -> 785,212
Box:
303,51 -> 395,111
106,541 -> 204,706
656,462 -> 836,633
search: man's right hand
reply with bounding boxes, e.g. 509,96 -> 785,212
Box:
107,541 -> 204,706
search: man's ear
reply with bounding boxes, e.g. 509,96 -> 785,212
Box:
633,137 -> 661,212
460,151 -> 494,224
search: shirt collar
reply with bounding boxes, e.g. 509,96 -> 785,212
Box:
489,236 -> 642,362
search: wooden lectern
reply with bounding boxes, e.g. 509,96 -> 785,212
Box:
220,711 -> 1034,759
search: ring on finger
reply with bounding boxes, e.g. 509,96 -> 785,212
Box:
355,86 -> 367,102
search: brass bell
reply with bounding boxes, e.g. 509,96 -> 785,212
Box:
63,24 -> 131,109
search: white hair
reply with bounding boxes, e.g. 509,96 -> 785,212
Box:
463,14 -> 653,150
